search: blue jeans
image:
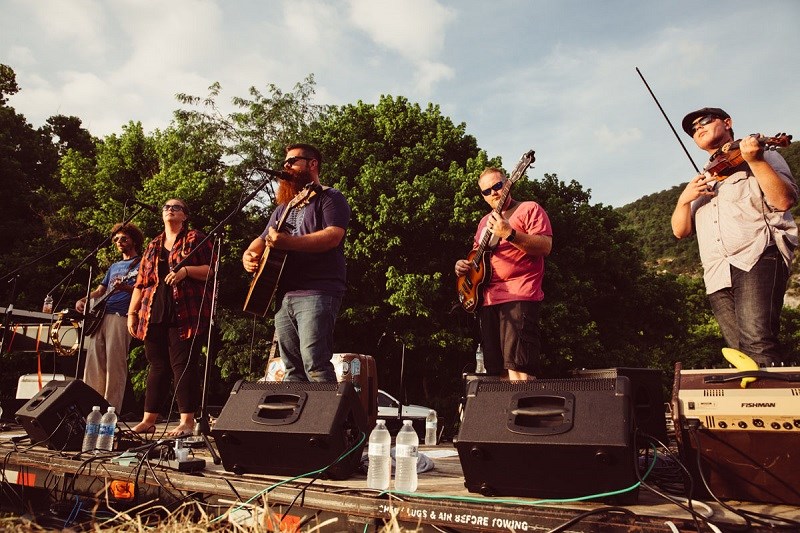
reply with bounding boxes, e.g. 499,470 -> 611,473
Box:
274,293 -> 341,382
707,247 -> 788,366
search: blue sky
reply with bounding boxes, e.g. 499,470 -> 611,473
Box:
2,0 -> 798,206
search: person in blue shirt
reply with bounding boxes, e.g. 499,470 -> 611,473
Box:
76,223 -> 144,411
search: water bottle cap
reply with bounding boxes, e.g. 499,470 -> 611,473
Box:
92,406 -> 100,410
107,406 -> 116,412
403,419 -> 412,426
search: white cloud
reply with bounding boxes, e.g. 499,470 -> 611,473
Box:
3,0 -> 798,206
593,125 -> 642,149
7,46 -> 36,67
414,60 -> 454,95
26,0 -> 107,60
349,0 -> 455,61
347,0 -> 456,96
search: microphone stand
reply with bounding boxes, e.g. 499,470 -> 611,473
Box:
0,275 -> 19,354
378,331 -> 407,422
394,334 -> 407,422
171,169 -> 280,464
183,232 -> 223,464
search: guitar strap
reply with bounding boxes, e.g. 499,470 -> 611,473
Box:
285,185 -> 330,234
125,255 -> 142,276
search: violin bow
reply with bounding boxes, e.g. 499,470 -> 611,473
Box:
636,67 -> 701,175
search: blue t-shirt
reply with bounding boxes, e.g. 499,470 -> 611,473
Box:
100,257 -> 140,314
261,187 -> 350,296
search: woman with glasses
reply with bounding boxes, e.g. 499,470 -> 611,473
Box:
75,222 -> 144,413
127,199 -> 213,438
454,167 -> 552,380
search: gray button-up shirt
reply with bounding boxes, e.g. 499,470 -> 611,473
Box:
691,150 -> 798,294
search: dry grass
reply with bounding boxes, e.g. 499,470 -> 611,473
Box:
0,500 -> 422,532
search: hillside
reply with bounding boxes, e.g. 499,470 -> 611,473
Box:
617,141 -> 800,305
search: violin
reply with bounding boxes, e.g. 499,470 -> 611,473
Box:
706,133 -> 792,179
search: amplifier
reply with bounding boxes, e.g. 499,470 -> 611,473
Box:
672,363 -> 800,505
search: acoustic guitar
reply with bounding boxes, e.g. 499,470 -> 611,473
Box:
456,150 -> 535,313
83,269 -> 139,336
243,182 -> 323,316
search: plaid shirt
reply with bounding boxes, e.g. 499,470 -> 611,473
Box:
133,228 -> 214,341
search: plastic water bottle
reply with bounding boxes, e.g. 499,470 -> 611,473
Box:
96,406 -> 117,452
394,420 -> 418,492
475,344 -> 486,374
366,420 -> 392,490
81,406 -> 102,453
425,410 -> 437,446
42,294 -> 54,314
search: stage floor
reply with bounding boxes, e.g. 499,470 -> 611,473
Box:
2,424 -> 799,532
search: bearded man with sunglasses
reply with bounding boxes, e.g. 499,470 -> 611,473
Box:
454,167 -> 552,380
243,143 -> 350,382
671,107 -> 798,366
75,223 -> 144,412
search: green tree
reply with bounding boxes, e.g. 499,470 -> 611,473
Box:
306,96 -> 483,416
0,64 -> 63,308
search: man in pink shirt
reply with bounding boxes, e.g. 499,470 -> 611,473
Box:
455,167 -> 553,379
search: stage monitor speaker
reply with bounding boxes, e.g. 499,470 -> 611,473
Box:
572,367 -> 668,445
454,376 -> 638,503
672,363 -> 800,505
15,377 -> 109,451
211,380 -> 368,480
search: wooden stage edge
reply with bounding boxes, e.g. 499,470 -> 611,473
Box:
2,427 -> 799,532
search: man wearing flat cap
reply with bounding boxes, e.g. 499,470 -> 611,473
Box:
671,107 -> 797,366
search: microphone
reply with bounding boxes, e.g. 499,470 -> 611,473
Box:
132,200 -> 160,214
377,331 -> 396,348
256,167 -> 292,181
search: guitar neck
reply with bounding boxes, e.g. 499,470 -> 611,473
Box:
473,183 -> 513,257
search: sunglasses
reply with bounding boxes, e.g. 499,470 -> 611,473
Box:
691,115 -> 719,134
283,156 -> 314,167
112,235 -> 129,243
163,204 -> 186,212
481,181 -> 505,196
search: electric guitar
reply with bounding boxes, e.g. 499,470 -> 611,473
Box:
243,183 -> 323,316
83,269 -> 139,336
456,150 -> 535,313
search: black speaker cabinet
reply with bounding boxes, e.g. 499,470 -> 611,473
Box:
15,378 -> 109,451
455,377 -> 638,503
572,367 -> 667,445
211,380 -> 368,480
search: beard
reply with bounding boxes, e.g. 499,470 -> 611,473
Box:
276,169 -> 314,204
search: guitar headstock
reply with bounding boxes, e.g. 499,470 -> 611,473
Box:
507,150 -> 536,184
